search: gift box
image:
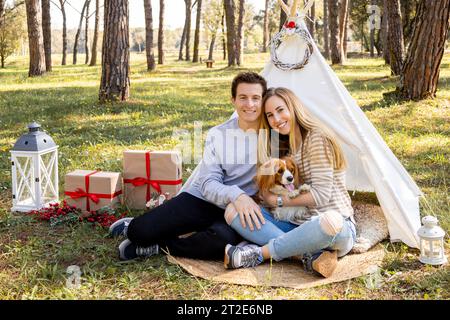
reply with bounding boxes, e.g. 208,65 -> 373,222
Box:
64,170 -> 122,213
123,150 -> 182,209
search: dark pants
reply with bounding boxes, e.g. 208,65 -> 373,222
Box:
127,192 -> 242,260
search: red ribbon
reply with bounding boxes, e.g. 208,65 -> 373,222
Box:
66,188 -> 100,204
65,170 -> 122,211
124,151 -> 182,202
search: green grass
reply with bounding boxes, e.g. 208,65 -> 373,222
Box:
0,52 -> 449,299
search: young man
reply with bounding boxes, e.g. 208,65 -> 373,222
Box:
110,72 -> 267,261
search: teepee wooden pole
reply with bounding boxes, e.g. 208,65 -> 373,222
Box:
290,0 -> 299,18
278,0 -> 290,17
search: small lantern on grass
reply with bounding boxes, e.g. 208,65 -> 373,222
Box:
10,122 -> 59,212
418,216 -> 447,265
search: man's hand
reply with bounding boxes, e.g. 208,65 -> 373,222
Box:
233,194 -> 265,231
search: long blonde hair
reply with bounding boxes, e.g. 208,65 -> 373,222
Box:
258,87 -> 347,170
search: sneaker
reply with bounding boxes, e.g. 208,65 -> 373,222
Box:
118,239 -> 159,261
224,243 -> 263,269
236,240 -> 250,247
302,250 -> 338,278
109,217 -> 134,238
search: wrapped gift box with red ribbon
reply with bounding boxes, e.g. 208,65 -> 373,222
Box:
64,170 -> 122,213
123,150 -> 182,209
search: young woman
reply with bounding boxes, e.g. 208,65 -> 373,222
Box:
223,87 -> 356,277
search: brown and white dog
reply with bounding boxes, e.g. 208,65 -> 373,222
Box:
256,157 -> 310,223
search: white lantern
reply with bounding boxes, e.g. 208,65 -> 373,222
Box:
10,122 -> 59,212
417,216 -> 447,265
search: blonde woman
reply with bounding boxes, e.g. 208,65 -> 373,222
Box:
223,87 -> 356,277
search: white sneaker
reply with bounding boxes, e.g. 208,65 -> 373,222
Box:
224,244 -> 263,269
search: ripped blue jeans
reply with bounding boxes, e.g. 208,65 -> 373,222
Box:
229,207 -> 356,261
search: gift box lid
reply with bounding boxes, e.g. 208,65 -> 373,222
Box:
123,150 -> 182,180
123,150 -> 182,163
65,170 -> 122,194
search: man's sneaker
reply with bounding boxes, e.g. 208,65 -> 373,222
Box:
224,243 -> 264,269
109,217 -> 134,238
118,239 -> 159,261
302,250 -> 338,278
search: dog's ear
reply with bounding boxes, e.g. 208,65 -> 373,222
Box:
256,160 -> 277,192
284,156 -> 300,187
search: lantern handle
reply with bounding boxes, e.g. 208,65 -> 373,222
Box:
420,196 -> 449,239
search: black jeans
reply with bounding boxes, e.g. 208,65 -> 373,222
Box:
126,192 -> 242,260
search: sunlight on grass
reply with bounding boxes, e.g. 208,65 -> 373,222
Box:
0,52 -> 449,300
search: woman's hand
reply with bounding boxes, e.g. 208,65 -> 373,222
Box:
260,190 -> 280,208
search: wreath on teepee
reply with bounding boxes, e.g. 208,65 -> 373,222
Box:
270,0 -> 315,71
270,20 -> 314,71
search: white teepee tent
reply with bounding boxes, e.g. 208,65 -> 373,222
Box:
181,0 -> 422,248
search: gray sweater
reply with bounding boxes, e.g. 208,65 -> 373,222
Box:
184,117 -> 258,209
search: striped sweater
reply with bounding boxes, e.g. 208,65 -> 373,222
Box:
292,129 -> 354,223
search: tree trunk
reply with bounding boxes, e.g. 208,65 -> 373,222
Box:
185,0 -> 192,61
84,0 -> 90,64
224,0 -> 236,66
375,29 -> 382,56
89,0 -> 99,66
399,0 -> 450,100
382,0 -> 390,64
362,23 -> 369,51
387,0 -> 404,75
0,0 -> 4,35
279,0 -> 288,31
369,0 -> 376,57
401,0 -> 414,46
144,0 -> 155,71
73,0 -> 88,65
338,0 -> 348,63
208,31 -> 216,60
308,2 -> 315,38
370,24 -> 375,57
192,0 -> 202,62
99,0 -> 130,102
360,22 -> 364,52
0,0 -> 4,18
236,0 -> 245,66
221,9 -> 226,60
59,0 -> 67,65
158,0 -> 164,64
329,0 -> 341,64
25,0 -> 45,76
343,0 -> 350,56
41,0 -> 51,71
323,0 -> 329,59
179,19 -> 187,60
263,0 -> 269,52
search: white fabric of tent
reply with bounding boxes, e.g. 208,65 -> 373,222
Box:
180,6 -> 422,248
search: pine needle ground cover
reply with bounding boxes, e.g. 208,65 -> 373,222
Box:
0,52 -> 448,299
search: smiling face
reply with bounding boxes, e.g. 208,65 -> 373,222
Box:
232,82 -> 264,128
264,95 -> 292,135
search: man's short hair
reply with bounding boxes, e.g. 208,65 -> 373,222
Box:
231,72 -> 267,99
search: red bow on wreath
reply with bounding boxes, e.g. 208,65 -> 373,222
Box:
285,21 -> 296,29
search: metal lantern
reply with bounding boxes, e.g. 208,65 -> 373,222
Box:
417,216 -> 447,265
10,122 -> 59,212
